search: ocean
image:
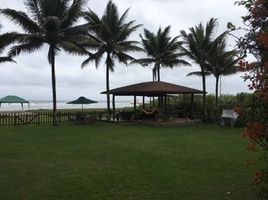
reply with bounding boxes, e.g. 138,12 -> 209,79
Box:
0,100 -> 133,112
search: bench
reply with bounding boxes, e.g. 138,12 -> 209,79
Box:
221,109 -> 239,127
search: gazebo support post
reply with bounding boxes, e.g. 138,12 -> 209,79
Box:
153,97 -> 155,107
191,93 -> 194,119
134,95 -> 137,119
112,95 -> 115,121
142,96 -> 145,109
164,95 -> 167,114
161,96 -> 164,110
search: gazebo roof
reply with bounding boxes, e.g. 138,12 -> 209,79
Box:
101,81 -> 203,96
0,95 -> 29,104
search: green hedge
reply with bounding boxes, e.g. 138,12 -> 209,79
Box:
170,92 -> 255,125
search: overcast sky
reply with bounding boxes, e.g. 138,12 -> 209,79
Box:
0,0 -> 249,101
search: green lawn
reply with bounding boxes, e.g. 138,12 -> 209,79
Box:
0,123 -> 256,200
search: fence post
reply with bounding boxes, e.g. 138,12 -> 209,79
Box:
14,114 -> 17,126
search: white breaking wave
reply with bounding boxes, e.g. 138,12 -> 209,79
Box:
0,100 -> 133,111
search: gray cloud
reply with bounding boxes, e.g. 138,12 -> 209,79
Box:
0,0 -> 250,101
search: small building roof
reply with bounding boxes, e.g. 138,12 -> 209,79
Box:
101,81 -> 203,96
0,95 -> 29,104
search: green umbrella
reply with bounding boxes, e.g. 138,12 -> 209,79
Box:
67,96 -> 98,111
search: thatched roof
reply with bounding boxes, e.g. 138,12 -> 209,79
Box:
101,81 -> 203,96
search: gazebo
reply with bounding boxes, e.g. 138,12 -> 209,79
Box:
0,95 -> 30,110
101,81 -> 203,120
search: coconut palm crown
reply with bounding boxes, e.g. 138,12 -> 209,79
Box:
82,1 -> 142,118
207,40 -> 238,108
186,38 -> 238,111
131,26 -> 190,81
180,18 -> 226,121
0,0 -> 90,125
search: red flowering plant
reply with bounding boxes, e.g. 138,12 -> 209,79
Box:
230,0 -> 268,198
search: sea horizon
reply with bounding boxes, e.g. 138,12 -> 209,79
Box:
0,99 -> 134,112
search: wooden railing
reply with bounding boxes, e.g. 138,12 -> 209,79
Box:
0,111 -> 102,127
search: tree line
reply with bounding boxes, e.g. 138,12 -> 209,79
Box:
0,0 -> 239,125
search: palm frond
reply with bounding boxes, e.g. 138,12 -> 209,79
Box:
129,58 -> 155,66
62,23 -> 89,35
115,41 -> 143,52
118,8 -> 129,25
205,18 -> 218,40
83,9 -> 102,26
0,56 -> 16,63
81,55 -> 95,69
8,41 -> 43,57
114,52 -> 135,65
186,71 -> 211,77
24,0 -> 44,24
0,8 -> 42,33
164,59 -> 191,68
82,48 -> 105,69
58,40 -> 87,55
61,0 -> 86,29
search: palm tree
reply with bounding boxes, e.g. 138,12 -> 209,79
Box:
131,26 -> 190,81
208,40 -> 238,109
0,24 -> 15,64
186,40 -> 238,111
180,18 -> 225,121
82,1 -> 142,118
0,0 -> 89,125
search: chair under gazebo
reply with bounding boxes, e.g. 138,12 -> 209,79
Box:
101,81 -> 204,120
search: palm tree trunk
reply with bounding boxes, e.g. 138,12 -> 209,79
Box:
157,64 -> 160,81
215,76 -> 219,111
201,67 -> 207,122
106,55 -> 111,120
153,64 -> 157,81
50,47 -> 57,126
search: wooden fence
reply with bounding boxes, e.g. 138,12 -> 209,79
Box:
0,111 -> 102,127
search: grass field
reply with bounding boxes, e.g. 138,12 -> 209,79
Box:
0,123 -> 257,200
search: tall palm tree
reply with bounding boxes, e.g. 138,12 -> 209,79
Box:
180,18 -> 225,121
0,0 -> 89,125
208,40 -> 238,109
131,26 -> 190,81
186,40 -> 238,110
0,24 -> 15,64
82,1 -> 142,118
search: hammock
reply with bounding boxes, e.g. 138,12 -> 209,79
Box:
140,107 -> 160,115
173,106 -> 188,114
